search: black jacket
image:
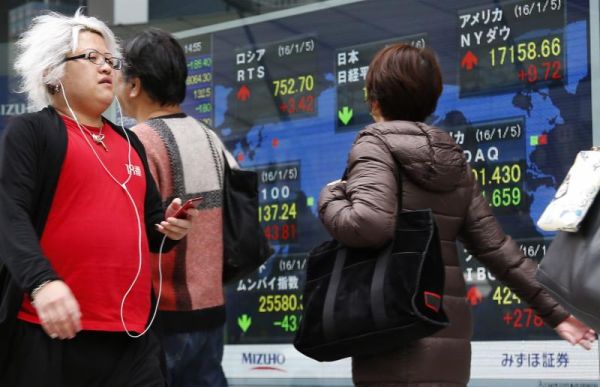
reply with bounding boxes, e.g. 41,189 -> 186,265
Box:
0,107 -> 176,374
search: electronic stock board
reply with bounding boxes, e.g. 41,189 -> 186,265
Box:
0,0 -> 597,382
176,0 -> 598,381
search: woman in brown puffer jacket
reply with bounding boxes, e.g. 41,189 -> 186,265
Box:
318,44 -> 595,387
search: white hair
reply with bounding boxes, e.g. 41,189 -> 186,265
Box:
14,8 -> 120,110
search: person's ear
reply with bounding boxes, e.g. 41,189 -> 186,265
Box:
370,101 -> 384,122
128,77 -> 142,98
370,101 -> 381,115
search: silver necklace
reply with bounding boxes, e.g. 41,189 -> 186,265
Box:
81,125 -> 108,151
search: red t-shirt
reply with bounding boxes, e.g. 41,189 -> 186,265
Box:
18,115 -> 152,333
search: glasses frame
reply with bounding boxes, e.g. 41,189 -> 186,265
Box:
63,49 -> 123,70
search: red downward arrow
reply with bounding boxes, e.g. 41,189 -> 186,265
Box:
236,85 -> 251,101
461,50 -> 478,71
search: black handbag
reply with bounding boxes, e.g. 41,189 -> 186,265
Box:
201,127 -> 273,284
293,170 -> 448,362
221,154 -> 273,283
536,193 -> 600,331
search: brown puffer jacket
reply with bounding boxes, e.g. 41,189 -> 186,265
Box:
318,121 -> 569,387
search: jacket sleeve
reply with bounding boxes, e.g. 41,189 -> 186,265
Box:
0,116 -> 60,293
458,165 -> 568,327
318,132 -> 397,247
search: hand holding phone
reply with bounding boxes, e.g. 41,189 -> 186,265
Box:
172,197 -> 203,219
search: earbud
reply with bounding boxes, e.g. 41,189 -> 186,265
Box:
47,83 -> 61,94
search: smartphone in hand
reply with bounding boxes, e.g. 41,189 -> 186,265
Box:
172,197 -> 203,219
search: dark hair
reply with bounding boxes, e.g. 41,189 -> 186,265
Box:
122,28 -> 187,106
366,44 -> 442,122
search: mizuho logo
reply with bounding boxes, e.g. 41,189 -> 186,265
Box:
242,352 -> 286,366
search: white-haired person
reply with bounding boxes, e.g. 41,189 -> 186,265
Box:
0,9 -> 196,387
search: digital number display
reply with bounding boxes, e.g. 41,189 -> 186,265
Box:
458,0 -> 566,96
448,117 -> 527,215
225,253 -> 307,343
231,36 -> 318,128
256,163 -> 300,244
181,34 -> 214,127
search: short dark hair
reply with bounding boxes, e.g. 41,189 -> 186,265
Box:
366,44 -> 442,122
122,28 -> 187,106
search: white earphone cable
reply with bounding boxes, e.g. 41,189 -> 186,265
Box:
118,181 -> 165,338
114,96 -> 164,338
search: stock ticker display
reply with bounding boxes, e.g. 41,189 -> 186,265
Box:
176,0 -> 592,344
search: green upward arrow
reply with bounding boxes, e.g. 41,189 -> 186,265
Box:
338,106 -> 353,125
237,314 -> 252,333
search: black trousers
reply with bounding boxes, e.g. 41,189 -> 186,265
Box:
0,320 -> 166,387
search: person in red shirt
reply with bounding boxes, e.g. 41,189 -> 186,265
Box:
0,9 -> 194,387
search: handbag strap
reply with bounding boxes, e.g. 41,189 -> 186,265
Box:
322,237 -> 396,340
323,136 -> 405,338
323,248 -> 347,341
370,243 -> 395,329
372,143 -> 406,328
200,125 -> 225,190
